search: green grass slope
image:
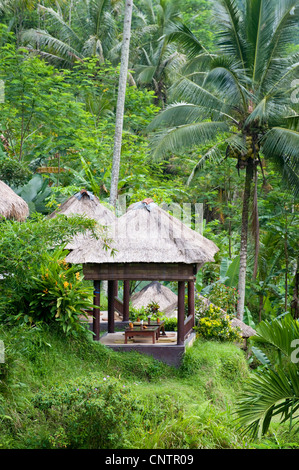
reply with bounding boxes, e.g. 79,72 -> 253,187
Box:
0,324 -> 296,449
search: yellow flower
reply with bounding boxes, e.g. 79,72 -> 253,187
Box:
63,281 -> 69,288
75,272 -> 80,280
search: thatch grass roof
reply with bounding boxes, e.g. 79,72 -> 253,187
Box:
0,180 -> 29,221
65,198 -> 219,266
131,281 -> 178,316
49,189 -> 116,250
48,189 -> 116,225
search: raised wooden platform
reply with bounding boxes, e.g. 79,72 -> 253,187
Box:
99,331 -> 196,367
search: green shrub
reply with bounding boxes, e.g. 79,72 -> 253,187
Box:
32,375 -> 136,449
0,213 -> 99,321
129,302 -> 177,331
28,249 -> 93,336
194,304 -> 242,342
208,283 -> 238,315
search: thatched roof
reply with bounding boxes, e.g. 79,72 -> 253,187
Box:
230,317 -> 256,338
65,198 -> 219,266
48,189 -> 116,225
131,281 -> 178,316
0,180 -> 29,221
49,189 -> 116,250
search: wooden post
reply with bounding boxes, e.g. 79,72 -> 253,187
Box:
177,280 -> 185,345
188,278 -> 195,329
108,280 -> 115,333
114,280 -> 118,298
123,280 -> 130,321
93,280 -> 101,341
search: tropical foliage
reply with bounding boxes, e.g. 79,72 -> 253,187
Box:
148,0 -> 299,319
236,314 -> 299,438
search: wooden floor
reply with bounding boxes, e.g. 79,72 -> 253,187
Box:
100,330 -> 178,345
81,312 -> 196,367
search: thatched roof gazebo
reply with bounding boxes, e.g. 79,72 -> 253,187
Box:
0,180 -> 29,221
65,198 -> 219,364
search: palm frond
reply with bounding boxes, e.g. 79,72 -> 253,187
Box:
135,64 -> 157,84
37,5 -> 83,47
170,76 -> 234,118
164,21 -> 210,59
187,140 -> 227,185
204,55 -> 248,110
150,121 -> 229,160
21,29 -> 82,63
212,0 -> 246,70
262,127 -> 299,162
262,127 -> 299,196
147,102 -> 224,132
258,0 -> 299,93
252,314 -> 299,357
245,0 -> 276,85
236,364 -> 299,437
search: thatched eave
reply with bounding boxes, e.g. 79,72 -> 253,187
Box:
0,180 -> 29,222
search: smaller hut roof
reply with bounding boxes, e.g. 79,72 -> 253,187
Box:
131,281 -> 178,316
49,189 -> 116,250
65,198 -> 219,266
48,189 -> 116,225
0,180 -> 29,221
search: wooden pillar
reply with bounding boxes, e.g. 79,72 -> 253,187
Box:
108,280 -> 115,333
177,280 -> 185,345
123,280 -> 130,322
188,278 -> 195,328
93,280 -> 101,341
114,280 -> 118,298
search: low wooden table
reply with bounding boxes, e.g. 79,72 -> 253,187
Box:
124,326 -> 160,344
133,320 -> 166,336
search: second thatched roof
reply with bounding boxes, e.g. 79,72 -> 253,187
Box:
131,281 -> 178,316
0,180 -> 29,222
65,198 -> 219,266
48,189 -> 116,225
49,189 -> 116,250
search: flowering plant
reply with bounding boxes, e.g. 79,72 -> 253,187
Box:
194,304 -> 242,342
208,283 -> 238,315
29,248 -> 94,335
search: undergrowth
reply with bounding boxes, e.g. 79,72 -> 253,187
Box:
0,324 -> 298,449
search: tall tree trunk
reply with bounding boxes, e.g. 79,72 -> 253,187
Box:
252,164 -> 260,280
109,0 -> 133,208
237,160 -> 253,320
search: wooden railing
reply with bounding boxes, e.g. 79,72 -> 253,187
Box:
184,314 -> 194,339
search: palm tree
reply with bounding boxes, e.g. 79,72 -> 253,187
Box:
131,0 -> 186,105
0,0 -> 37,45
235,313 -> 299,438
147,0 -> 299,320
21,0 -> 122,66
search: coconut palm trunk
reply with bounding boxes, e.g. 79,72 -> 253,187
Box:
237,159 -> 253,320
109,0 -> 133,207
